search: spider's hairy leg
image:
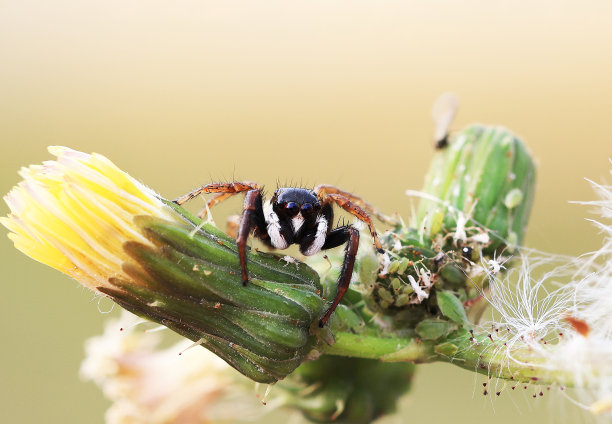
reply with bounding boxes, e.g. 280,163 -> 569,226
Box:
314,184 -> 399,225
318,226 -> 360,327
173,181 -> 261,206
236,189 -> 267,286
324,193 -> 384,253
197,192 -> 233,219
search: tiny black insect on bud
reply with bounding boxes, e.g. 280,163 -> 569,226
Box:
461,246 -> 473,260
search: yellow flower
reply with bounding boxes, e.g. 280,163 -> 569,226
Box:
1,146 -> 174,289
3,147 -> 324,384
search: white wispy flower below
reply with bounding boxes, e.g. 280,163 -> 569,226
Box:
81,311 -> 273,424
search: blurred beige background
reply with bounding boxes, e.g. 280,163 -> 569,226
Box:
1,1 -> 611,423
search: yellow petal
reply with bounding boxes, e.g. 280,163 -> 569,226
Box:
2,147 -> 175,291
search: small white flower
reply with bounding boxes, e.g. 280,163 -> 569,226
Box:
452,211 -> 468,245
393,238 -> 403,251
81,311 -> 272,424
416,266 -> 434,288
408,275 -> 429,302
379,252 -> 391,276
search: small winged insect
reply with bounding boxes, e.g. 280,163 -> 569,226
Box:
174,182 -> 396,327
431,92 -> 459,149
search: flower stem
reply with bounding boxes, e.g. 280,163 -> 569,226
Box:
319,329 -> 574,387
319,332 -> 433,361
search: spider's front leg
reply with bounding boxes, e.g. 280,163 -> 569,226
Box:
236,189 -> 268,285
317,225 -> 360,327
323,193 -> 385,254
314,184 -> 399,226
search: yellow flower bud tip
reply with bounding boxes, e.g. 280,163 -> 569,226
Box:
2,146 -> 175,291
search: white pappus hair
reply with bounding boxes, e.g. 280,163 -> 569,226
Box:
478,166 -> 612,417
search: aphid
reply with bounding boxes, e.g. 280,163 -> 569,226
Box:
433,251 -> 447,267
174,182 -> 395,327
281,255 -> 299,269
431,92 -> 459,149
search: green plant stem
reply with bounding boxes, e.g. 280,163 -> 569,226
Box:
320,332 -> 434,361
319,330 -> 574,387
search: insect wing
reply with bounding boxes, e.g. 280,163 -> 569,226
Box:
431,92 -> 459,148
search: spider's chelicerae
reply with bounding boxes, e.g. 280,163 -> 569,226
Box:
174,182 -> 396,327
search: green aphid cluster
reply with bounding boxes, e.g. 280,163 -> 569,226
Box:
356,232 -> 474,329
354,125 -> 536,329
99,202 -> 324,384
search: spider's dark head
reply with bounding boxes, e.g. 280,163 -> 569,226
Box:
272,188 -> 321,221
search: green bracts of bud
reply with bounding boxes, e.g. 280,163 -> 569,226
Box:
99,205 -> 324,384
283,356 -> 414,423
417,125 -> 536,252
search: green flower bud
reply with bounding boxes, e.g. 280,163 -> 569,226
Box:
2,148 -> 324,384
101,207 -> 324,384
417,125 -> 536,252
282,356 -> 414,423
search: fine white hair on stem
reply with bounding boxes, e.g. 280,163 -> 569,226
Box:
408,167 -> 612,416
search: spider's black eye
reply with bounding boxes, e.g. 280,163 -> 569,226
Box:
301,203 -> 314,215
285,202 -> 299,216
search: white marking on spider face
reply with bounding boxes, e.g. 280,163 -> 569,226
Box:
264,201 -> 288,249
291,214 -> 305,234
303,216 -> 328,256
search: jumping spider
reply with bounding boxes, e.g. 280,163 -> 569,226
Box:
174,182 -> 396,327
